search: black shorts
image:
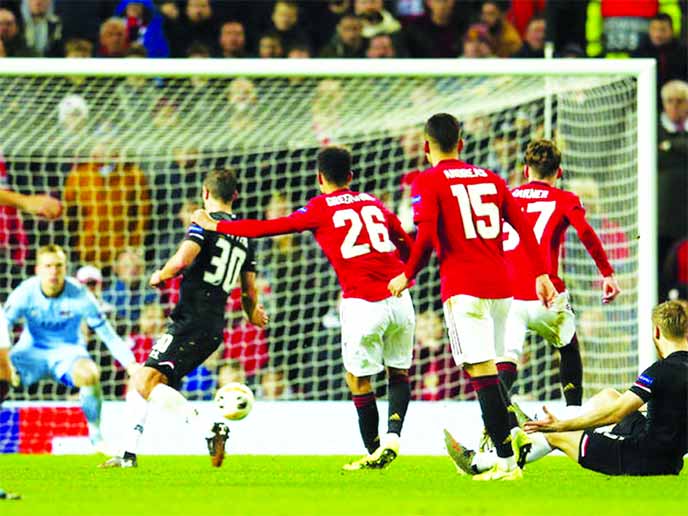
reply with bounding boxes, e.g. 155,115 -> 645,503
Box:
578,412 -> 681,476
144,331 -> 223,390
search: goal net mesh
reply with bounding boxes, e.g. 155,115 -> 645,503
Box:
0,70 -> 638,415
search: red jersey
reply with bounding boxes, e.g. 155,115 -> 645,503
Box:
216,189 -> 413,302
504,181 -> 615,300
405,159 -> 546,301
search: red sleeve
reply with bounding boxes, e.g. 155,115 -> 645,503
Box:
380,203 -> 414,262
566,201 -> 615,277
502,186 -> 547,277
217,200 -> 321,237
404,220 -> 434,279
403,174 -> 437,279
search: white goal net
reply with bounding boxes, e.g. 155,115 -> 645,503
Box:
0,61 -> 654,450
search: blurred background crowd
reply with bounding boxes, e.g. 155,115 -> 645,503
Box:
0,0 -> 685,403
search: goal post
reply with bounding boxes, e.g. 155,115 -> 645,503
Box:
0,58 -> 656,452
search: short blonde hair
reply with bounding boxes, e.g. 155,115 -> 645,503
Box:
652,300 -> 688,340
37,244 -> 66,259
660,80 -> 688,102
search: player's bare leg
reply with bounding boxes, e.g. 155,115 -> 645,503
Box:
464,360 -> 526,480
343,373 -> 380,471
71,358 -> 106,453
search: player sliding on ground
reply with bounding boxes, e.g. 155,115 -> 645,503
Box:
499,139 -> 621,411
387,113 -> 557,481
445,300 -> 688,477
192,146 -> 416,471
2,245 -> 138,453
101,168 -> 267,469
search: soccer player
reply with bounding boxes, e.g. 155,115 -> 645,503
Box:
191,146 -> 416,470
100,168 -> 267,469
446,300 -> 688,477
500,139 -> 621,407
387,113 -> 557,481
1,244 -> 137,451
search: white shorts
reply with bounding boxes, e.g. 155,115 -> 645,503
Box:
503,291 -> 576,360
340,290 -> 415,377
0,307 -> 9,350
443,295 -> 512,366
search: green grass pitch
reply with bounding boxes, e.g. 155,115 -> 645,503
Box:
1,455 -> 686,515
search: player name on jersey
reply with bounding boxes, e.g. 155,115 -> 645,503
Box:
325,192 -> 376,207
442,167 -> 488,179
512,188 -> 551,199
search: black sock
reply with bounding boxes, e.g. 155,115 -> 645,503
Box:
497,361 -> 518,394
387,374 -> 411,436
352,392 -> 379,453
123,451 -> 137,460
559,334 -> 583,406
471,375 -> 512,458
498,381 -> 519,430
0,380 -> 8,405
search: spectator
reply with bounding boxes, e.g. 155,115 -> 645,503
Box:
97,17 -> 128,57
165,0 -> 217,57
19,0 -> 63,57
268,1 -> 309,54
543,0 -> 586,55
287,42 -> 310,58
479,0 -> 521,57
0,7 -> 36,57
127,302 -> 166,364
63,139 -> 151,268
661,239 -> 688,301
216,19 -> 248,58
633,14 -> 688,92
657,80 -> 688,268
114,44 -> 161,127
64,37 -> 92,57
354,0 -> 401,39
461,23 -> 495,58
114,0 -> 169,58
257,368 -> 292,400
513,14 -> 545,58
366,33 -> 396,58
305,0 -> 351,51
57,94 -> 89,134
257,32 -> 283,58
76,264 -> 114,315
103,247 -> 159,328
586,0 -> 683,58
319,13 -> 366,58
404,0 -> 468,58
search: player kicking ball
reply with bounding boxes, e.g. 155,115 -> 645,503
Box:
388,113 -> 557,481
2,245 -> 138,453
192,146 -> 416,471
100,168 -> 267,468
445,300 -> 688,477
499,139 -> 620,409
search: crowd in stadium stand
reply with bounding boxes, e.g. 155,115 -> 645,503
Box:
0,0 -> 686,402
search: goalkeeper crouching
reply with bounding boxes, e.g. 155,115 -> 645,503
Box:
1,245 -> 139,453
445,300 -> 688,477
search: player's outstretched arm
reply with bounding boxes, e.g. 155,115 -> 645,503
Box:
192,209 -> 318,238
567,208 -> 620,303
150,240 -> 202,287
524,390 -> 644,433
0,190 -> 62,219
239,271 -> 268,328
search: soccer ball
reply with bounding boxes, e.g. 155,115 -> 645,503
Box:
214,382 -> 254,421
